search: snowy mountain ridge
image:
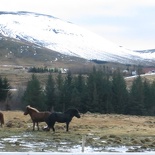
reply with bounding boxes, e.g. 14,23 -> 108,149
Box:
0,11 -> 155,65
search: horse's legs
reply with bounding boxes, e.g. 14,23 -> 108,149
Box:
48,122 -> 55,132
51,122 -> 55,132
46,119 -> 56,132
33,121 -> 35,131
37,122 -> 39,130
66,122 -> 69,132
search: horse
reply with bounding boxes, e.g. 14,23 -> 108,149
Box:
0,112 -> 4,127
45,108 -> 80,132
24,105 -> 51,131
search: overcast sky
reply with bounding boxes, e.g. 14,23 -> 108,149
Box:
0,0 -> 155,50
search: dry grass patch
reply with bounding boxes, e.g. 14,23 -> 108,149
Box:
1,111 -> 155,137
0,111 -> 155,152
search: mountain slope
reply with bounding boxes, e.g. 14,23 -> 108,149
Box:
0,35 -> 92,68
0,11 -> 155,65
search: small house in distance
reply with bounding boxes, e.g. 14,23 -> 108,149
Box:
142,67 -> 155,74
131,70 -> 137,76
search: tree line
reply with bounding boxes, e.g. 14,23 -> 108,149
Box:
1,67 -> 155,115
21,68 -> 155,116
28,66 -> 59,73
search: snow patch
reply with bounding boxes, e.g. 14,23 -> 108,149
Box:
0,11 -> 155,65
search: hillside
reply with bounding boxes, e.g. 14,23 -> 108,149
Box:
1,11 -> 155,66
0,35 -> 93,68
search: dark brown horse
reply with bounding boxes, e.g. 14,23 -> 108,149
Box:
24,105 -> 51,131
0,112 -> 4,127
45,108 -> 80,132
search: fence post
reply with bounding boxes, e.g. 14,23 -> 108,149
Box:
82,135 -> 86,152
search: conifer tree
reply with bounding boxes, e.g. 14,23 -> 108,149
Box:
0,77 -> 3,101
143,79 -> 151,115
128,76 -> 145,115
87,67 -> 105,112
45,74 -> 55,111
70,87 -> 81,108
148,81 -> 155,115
100,75 -> 113,113
0,77 -> 11,102
111,69 -> 128,114
73,73 -> 88,112
86,67 -> 98,112
22,74 -> 46,110
55,73 -> 64,111
63,71 -> 73,110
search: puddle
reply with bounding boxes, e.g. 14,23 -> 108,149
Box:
1,133 -> 155,153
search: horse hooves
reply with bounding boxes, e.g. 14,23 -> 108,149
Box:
43,126 -> 50,131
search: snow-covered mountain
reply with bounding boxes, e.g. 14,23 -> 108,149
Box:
0,11 -> 155,65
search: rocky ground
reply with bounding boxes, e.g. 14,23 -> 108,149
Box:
0,111 -> 155,152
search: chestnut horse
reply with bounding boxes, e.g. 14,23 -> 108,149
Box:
24,105 -> 51,131
0,112 -> 4,127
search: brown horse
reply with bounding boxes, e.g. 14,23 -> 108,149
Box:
0,112 -> 4,127
24,105 -> 51,131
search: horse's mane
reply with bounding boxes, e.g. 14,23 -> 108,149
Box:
27,105 -> 39,112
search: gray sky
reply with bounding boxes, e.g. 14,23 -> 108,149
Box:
0,0 -> 155,50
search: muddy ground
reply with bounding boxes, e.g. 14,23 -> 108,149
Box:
0,111 -> 155,152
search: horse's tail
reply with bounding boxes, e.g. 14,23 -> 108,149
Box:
0,113 -> 4,125
1,114 -> 4,125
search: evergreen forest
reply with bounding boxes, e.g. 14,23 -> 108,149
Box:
1,67 -> 155,116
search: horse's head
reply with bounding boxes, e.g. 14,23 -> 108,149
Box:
70,109 -> 81,118
64,108 -> 81,119
24,105 -> 39,115
24,105 -> 30,115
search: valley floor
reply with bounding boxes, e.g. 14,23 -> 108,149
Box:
0,111 -> 155,152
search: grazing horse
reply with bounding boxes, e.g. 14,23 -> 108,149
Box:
0,112 -> 4,127
24,105 -> 51,131
45,108 -> 80,132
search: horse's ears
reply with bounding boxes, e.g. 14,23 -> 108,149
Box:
26,105 -> 30,108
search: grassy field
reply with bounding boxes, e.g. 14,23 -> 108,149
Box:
1,67 -> 155,152
0,111 -> 155,152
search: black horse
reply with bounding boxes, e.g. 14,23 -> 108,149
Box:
45,108 -> 80,132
